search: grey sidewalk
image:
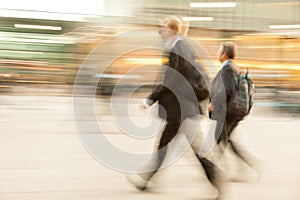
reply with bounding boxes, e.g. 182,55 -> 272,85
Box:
0,95 -> 300,200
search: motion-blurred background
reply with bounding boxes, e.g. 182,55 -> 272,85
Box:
0,0 -> 299,110
1,3 -> 300,199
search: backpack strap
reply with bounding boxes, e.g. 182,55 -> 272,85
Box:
245,68 -> 249,79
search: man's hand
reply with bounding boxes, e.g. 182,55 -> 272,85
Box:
140,99 -> 152,111
208,103 -> 214,112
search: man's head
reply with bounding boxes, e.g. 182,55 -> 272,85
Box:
159,16 -> 182,41
217,42 -> 237,63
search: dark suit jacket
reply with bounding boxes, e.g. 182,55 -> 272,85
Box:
210,60 -> 239,118
210,60 -> 240,142
148,39 -> 204,121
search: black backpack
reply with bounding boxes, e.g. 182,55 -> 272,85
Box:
227,69 -> 255,118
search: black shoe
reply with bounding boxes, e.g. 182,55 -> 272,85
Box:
125,174 -> 148,191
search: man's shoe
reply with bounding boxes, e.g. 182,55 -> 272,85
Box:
125,174 -> 148,191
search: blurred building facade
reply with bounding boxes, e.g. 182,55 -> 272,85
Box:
0,0 -> 299,94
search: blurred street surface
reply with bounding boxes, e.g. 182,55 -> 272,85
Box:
0,87 -> 300,200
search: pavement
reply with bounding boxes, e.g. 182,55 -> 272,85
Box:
0,93 -> 300,200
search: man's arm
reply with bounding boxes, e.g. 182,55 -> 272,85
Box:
221,66 -> 237,100
209,66 -> 236,114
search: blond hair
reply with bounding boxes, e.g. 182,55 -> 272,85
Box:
165,17 -> 182,33
159,16 -> 190,35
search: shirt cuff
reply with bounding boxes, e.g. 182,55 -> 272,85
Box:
143,99 -> 154,108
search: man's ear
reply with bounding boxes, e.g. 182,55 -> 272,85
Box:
223,52 -> 228,59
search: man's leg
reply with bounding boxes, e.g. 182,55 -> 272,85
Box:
197,157 -> 227,199
126,120 -> 181,190
228,138 -> 263,179
183,116 -> 227,199
227,119 -> 264,180
227,118 -> 254,167
139,120 -> 181,181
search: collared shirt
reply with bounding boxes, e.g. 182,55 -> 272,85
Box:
221,59 -> 232,69
165,35 -> 183,50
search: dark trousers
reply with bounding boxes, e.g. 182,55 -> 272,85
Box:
217,115 -> 240,144
140,118 -> 224,194
218,116 -> 257,169
140,120 -> 181,181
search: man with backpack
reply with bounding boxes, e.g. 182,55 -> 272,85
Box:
209,42 -> 263,181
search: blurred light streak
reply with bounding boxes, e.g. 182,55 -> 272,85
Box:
123,58 -> 162,65
14,24 -> 62,31
257,1 -> 300,6
244,32 -> 300,37
0,9 -> 98,22
248,45 -> 295,49
269,24 -> 300,29
181,17 -> 214,21
0,0 -> 105,16
0,74 -> 12,77
261,65 -> 300,70
0,35 -> 76,44
93,74 -> 140,79
195,37 -> 242,41
190,2 -> 237,8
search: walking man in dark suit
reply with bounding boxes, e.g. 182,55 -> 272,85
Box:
209,42 -> 263,181
126,16 -> 226,200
